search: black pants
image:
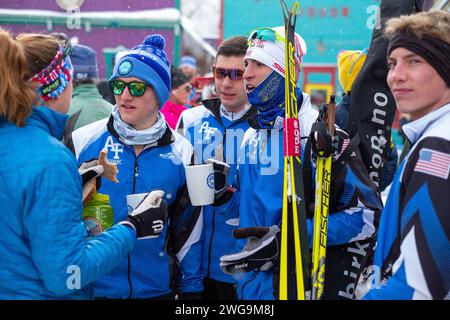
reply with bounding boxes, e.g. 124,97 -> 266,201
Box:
203,277 -> 237,300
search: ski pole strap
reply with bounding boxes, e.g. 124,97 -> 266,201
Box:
310,122 -> 333,158
302,130 -> 362,219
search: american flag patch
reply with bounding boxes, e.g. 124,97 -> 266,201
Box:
414,148 -> 450,179
341,138 -> 350,153
335,137 -> 353,160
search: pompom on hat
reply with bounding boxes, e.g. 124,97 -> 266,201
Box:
110,34 -> 171,109
337,49 -> 367,94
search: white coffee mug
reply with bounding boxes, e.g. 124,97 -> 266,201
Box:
126,193 -> 147,213
185,163 -> 215,206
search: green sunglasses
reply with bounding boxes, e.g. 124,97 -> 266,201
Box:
109,79 -> 151,97
247,27 -> 285,45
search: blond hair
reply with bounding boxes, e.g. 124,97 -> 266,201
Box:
0,28 -> 36,126
385,10 -> 450,44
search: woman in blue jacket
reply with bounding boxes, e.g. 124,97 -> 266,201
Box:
0,30 -> 162,299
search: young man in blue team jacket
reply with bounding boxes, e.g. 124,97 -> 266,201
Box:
72,35 -> 203,299
177,36 -> 255,299
363,10 -> 450,300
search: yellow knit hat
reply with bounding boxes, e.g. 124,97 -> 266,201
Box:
337,49 -> 367,94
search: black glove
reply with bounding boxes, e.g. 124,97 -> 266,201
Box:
78,159 -> 103,189
119,190 -> 168,240
205,158 -> 232,205
220,225 -> 280,274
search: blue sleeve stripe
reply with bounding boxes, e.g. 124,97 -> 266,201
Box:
401,183 -> 450,288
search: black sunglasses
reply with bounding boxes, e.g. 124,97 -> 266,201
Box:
212,67 -> 244,80
109,79 -> 151,97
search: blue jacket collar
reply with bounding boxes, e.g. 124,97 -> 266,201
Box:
402,103 -> 450,145
27,106 -> 68,140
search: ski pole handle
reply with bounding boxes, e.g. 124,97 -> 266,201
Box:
313,95 -> 335,157
327,95 -> 336,137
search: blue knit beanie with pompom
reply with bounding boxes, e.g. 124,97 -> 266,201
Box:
110,34 -> 171,109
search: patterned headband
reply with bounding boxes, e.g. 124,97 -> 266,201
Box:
30,45 -> 74,101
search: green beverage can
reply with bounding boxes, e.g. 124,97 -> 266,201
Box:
82,193 -> 114,237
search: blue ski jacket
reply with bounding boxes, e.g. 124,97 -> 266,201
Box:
0,106 -> 135,299
216,93 -> 382,299
72,115 -> 203,298
177,98 -> 256,283
363,103 -> 450,300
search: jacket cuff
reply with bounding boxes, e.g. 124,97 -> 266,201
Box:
212,187 -> 235,207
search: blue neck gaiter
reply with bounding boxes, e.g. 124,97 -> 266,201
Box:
248,70 -> 285,129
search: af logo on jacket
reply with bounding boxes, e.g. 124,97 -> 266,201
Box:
104,136 -> 124,164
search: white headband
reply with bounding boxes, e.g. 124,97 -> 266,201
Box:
245,39 -> 287,77
245,26 -> 307,79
